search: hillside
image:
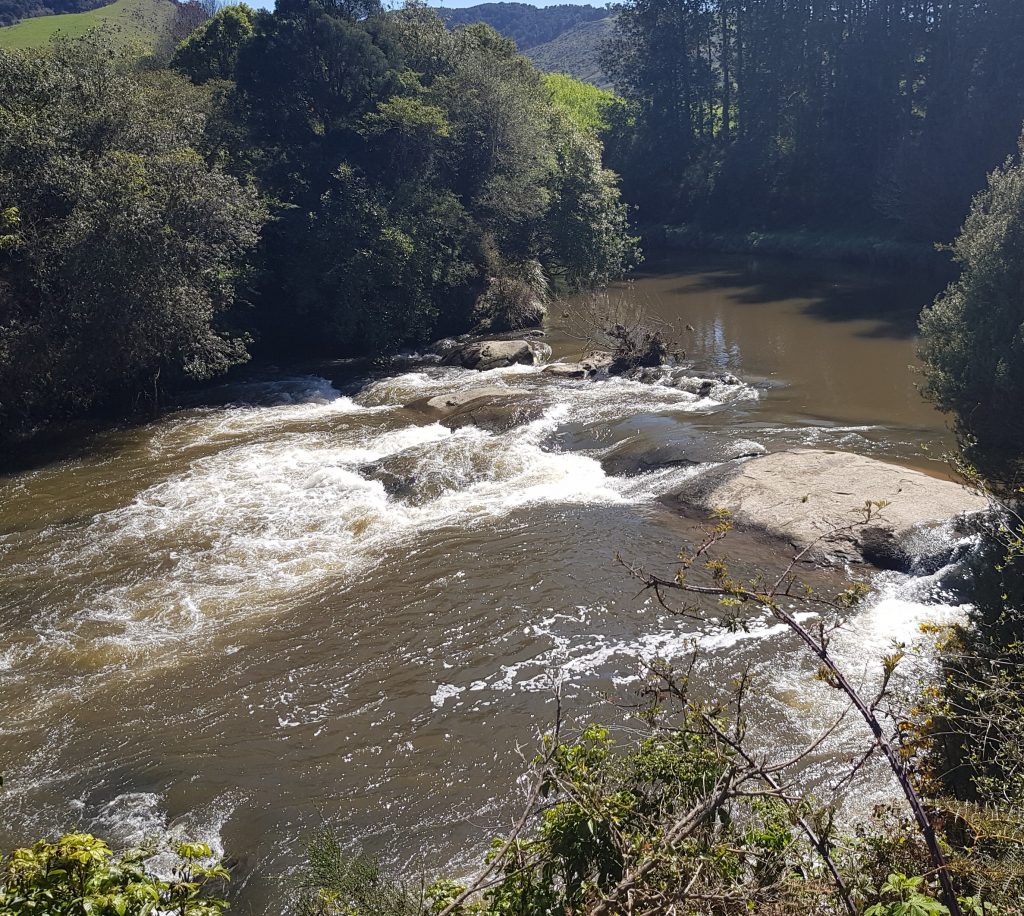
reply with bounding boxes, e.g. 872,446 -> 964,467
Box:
525,15 -> 614,89
1,0 -> 108,28
437,2 -> 605,51
0,0 -> 176,49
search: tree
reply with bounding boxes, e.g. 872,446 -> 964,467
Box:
0,42 -> 265,439
223,0 -> 636,356
544,127 -> 639,287
172,3 -> 261,84
918,132 -> 1024,495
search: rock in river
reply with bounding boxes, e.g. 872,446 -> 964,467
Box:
407,385 -> 543,433
442,339 -> 551,371
672,448 -> 988,567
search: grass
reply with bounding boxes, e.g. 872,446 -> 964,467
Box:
0,0 -> 176,50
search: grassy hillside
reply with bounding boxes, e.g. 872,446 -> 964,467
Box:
438,2 -> 604,51
525,16 -> 614,89
0,0 -> 175,50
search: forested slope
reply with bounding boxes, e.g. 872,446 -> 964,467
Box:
524,15 -> 613,88
437,2 -> 604,50
0,2 -> 635,441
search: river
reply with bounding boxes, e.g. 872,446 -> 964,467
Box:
0,254 -> 969,911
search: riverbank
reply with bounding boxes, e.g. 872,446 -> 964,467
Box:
647,223 -> 952,272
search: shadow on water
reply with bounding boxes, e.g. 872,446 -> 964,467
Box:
651,254 -> 945,340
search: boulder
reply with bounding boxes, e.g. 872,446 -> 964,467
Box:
442,339 -> 551,371
407,385 -> 542,433
442,400 -> 545,433
543,362 -> 591,380
672,448 -> 987,566
583,351 -> 614,373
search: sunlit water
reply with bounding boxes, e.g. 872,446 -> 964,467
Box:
0,254 -> 972,911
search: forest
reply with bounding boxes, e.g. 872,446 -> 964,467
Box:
602,0 -> 1024,246
2,1 -> 1024,915
0,0 -> 635,441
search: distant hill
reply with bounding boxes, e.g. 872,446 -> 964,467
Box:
524,15 -> 613,89
437,2 -> 605,51
0,0 -> 177,49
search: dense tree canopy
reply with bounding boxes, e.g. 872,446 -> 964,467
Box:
0,40 -> 264,438
0,1 -> 635,439
603,0 -> 1024,242
184,0 -> 636,355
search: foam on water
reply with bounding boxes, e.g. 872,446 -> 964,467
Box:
425,520 -> 974,722
0,363 -> 971,853
4,369 -> 748,709
89,790 -> 236,874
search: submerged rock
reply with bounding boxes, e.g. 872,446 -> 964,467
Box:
408,385 -> 542,433
442,339 -> 552,371
672,448 -> 988,567
629,365 -> 744,393
423,386 -> 530,412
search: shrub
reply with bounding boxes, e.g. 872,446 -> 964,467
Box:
0,833 -> 229,916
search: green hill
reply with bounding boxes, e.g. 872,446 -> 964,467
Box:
438,2 -> 605,51
524,16 -> 614,89
0,0 -> 176,50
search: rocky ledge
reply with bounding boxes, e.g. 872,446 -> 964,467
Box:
672,448 -> 988,568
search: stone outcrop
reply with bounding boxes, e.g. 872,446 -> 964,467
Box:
672,448 -> 987,566
442,339 -> 551,371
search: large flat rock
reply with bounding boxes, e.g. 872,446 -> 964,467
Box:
673,449 -> 987,566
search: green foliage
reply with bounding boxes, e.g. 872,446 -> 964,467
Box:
0,0 -> 636,438
0,832 -> 229,915
603,0 -> 1024,242
0,40 -> 264,437
919,136 -> 1024,493
294,832 -> 420,916
225,0 -> 635,356
865,874 -> 950,916
172,4 -> 259,84
544,72 -> 614,135
545,127 -> 640,288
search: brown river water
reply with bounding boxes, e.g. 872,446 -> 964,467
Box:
0,254 -> 972,911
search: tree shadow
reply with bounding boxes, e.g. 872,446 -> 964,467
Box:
643,253 -> 948,340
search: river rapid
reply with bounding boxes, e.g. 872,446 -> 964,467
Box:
0,254 -> 971,911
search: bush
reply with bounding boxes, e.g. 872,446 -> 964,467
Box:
472,262 -> 548,332
0,833 -> 229,916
